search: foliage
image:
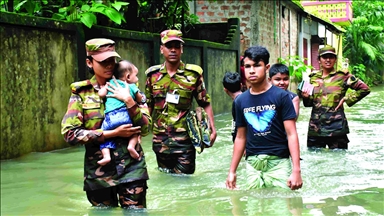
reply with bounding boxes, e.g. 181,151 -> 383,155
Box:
52,1 -> 129,28
343,0 -> 384,85
351,64 -> 372,86
1,0 -> 201,32
278,56 -> 313,84
136,0 -> 200,32
0,0 -> 129,28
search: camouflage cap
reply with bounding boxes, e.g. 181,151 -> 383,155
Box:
85,38 -> 121,62
319,45 -> 337,57
160,30 -> 184,44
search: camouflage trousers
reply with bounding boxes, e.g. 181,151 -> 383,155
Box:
307,135 -> 349,149
86,180 -> 147,208
155,150 -> 196,174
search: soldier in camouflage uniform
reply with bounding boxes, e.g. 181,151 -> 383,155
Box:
144,30 -> 217,174
300,45 -> 370,149
61,38 -> 152,208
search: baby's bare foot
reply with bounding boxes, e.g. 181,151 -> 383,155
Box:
128,146 -> 140,160
97,157 -> 111,166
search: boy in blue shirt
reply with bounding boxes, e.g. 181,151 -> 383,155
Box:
225,46 -> 302,190
268,63 -> 300,120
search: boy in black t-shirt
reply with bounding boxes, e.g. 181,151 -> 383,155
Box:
225,46 -> 303,190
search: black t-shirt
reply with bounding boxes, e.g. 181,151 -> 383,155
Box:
234,86 -> 296,158
231,100 -> 237,142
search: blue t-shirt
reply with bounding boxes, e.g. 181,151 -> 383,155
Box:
234,85 -> 296,158
104,80 -> 139,113
287,90 -> 298,100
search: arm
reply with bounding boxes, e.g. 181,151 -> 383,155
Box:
203,104 -> 217,146
226,127 -> 247,190
61,92 -> 141,145
61,93 -> 104,145
129,83 -> 143,104
343,75 -> 371,107
300,80 -> 315,107
135,91 -> 143,104
127,104 -> 151,136
144,77 -> 154,116
335,75 -> 371,111
195,72 -> 216,145
283,119 -> 303,190
292,96 -> 300,121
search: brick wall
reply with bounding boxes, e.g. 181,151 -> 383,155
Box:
194,0 -> 252,55
194,0 -> 300,64
254,0 -> 280,63
280,3 -> 299,59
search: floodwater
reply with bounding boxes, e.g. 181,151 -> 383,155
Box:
1,86 -> 383,216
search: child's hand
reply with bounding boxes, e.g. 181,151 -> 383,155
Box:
98,84 -> 109,98
287,172 -> 303,190
226,172 -> 237,190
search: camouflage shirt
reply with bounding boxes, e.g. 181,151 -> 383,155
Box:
144,62 -> 211,154
303,70 -> 370,137
61,75 -> 151,191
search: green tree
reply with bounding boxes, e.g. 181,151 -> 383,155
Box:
130,0 -> 199,33
278,56 -> 313,85
0,0 -> 129,28
0,0 -> 200,32
343,1 -> 384,85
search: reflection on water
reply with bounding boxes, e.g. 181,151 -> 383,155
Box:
1,86 -> 384,215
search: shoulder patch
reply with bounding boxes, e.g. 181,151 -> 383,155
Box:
185,64 -> 203,75
308,70 -> 319,77
337,70 -> 349,75
346,74 -> 358,86
70,80 -> 91,93
145,65 -> 161,76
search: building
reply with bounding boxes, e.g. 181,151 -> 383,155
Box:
189,0 -> 351,71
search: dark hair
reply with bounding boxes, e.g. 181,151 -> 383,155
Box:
243,46 -> 270,65
86,56 -> 94,74
114,60 -> 134,79
269,63 -> 289,78
222,72 -> 241,93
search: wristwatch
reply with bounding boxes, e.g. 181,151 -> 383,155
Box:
140,92 -> 147,104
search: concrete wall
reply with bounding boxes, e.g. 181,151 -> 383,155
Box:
1,17 -> 79,160
0,13 -> 240,159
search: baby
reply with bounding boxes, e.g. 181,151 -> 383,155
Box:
98,60 -> 144,165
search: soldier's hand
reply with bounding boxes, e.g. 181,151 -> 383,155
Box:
114,124 -> 141,138
106,78 -> 135,106
335,98 -> 345,111
210,127 -> 217,146
301,91 -> 309,98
